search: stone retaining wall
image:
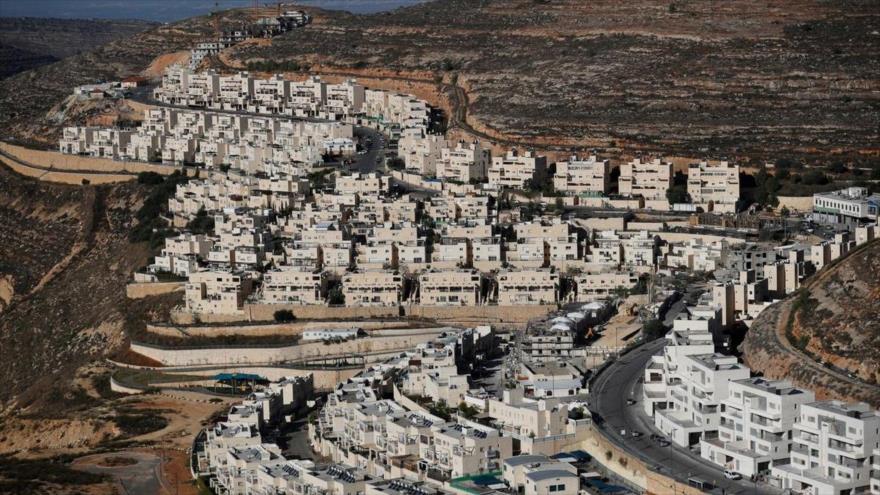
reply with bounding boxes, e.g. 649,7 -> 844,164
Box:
126,282 -> 184,299
130,332 -> 440,367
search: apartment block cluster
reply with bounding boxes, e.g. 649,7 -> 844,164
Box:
168,185 -> 739,314
708,226 -> 879,325
61,108 -> 354,173
398,144 -> 740,213
638,232 -> 880,495
153,66 -> 429,131
642,313 -> 880,495
200,327 -> 590,495
312,327 -> 590,483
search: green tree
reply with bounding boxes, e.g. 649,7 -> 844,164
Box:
666,185 -> 690,205
643,319 -> 667,342
328,286 -> 345,305
274,310 -> 296,323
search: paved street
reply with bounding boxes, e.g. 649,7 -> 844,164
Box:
590,339 -> 780,495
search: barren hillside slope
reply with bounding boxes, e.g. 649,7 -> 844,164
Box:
227,0 -> 879,160
0,17 -> 158,78
743,240 -> 880,404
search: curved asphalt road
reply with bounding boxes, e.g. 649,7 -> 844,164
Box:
590,339 -> 780,495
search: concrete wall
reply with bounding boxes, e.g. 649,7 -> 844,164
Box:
1,154 -> 135,184
577,427 -> 704,495
144,320 -> 419,338
130,332 -> 442,367
651,231 -> 746,246
404,304 -> 556,326
777,195 -> 813,213
109,376 -> 145,395
0,142 -> 190,176
125,282 -> 184,299
171,304 -> 400,324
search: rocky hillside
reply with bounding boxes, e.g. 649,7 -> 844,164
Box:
743,240 -> 880,404
0,13 -> 221,147
0,17 -> 158,79
223,0 -> 879,162
0,165 -> 185,413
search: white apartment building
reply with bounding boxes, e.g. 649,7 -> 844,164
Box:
813,187 -> 880,227
342,270 -> 403,306
185,270 -> 254,314
217,72 -> 254,110
643,325 -> 716,418
487,149 -> 547,189
619,157 -> 673,202
773,401 -> 880,495
700,378 -> 815,477
261,268 -> 325,305
399,133 -> 445,175
502,455 -> 579,495
488,387 -> 570,451
335,172 -> 391,195
436,141 -> 490,183
418,269 -> 482,306
496,269 -> 558,305
687,161 -> 740,213
574,271 -> 639,301
653,353 -> 750,448
289,76 -> 326,115
553,155 -> 609,196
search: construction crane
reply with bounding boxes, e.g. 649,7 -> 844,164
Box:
210,1 -> 221,38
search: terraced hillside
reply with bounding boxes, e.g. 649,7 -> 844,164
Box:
0,17 -> 158,78
225,0 -> 879,161
743,240 -> 880,404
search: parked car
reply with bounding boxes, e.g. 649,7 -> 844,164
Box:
724,470 -> 742,480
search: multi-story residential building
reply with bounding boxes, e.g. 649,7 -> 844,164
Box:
687,161 -> 740,213
642,324 -> 716,417
418,269 -> 482,306
552,155 -> 610,196
399,133 -> 445,175
335,172 -> 390,195
664,238 -> 728,272
488,387 -> 570,451
288,76 -> 327,115
700,378 -> 815,477
185,270 -> 254,314
772,401 -> 880,495
574,270 -> 639,301
426,423 -> 512,478
261,268 -> 326,304
431,238 -> 471,268
487,149 -> 547,189
202,422 -> 262,474
436,141 -> 490,183
217,72 -> 254,110
325,79 -> 365,116
342,270 -> 403,306
496,269 -> 558,305
653,353 -> 751,448
151,233 -> 213,276
619,157 -> 673,203
502,455 -> 579,495
813,187 -> 880,227
252,74 -> 290,114
523,328 -> 577,363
